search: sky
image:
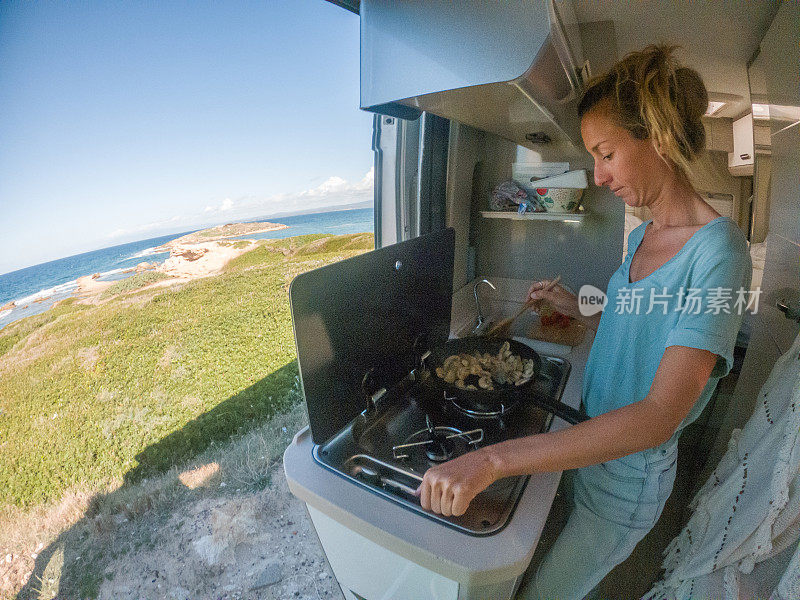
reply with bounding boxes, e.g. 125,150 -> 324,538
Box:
0,1 -> 374,275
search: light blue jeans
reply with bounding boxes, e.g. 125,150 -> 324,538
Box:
518,446 -> 678,600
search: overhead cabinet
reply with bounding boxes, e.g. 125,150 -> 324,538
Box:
359,0 -> 587,160
703,118 -> 734,153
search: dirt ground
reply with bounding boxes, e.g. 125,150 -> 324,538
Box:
2,404 -> 346,600
96,465 -> 345,600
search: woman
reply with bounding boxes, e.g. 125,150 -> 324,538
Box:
416,45 -> 752,599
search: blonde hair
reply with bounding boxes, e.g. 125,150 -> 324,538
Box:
578,44 -> 708,176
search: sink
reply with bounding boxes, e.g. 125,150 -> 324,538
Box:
455,303 -> 541,339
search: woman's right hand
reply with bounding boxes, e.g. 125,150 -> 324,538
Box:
527,279 -> 581,320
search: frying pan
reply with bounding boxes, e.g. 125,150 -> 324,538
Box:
426,337 -> 541,413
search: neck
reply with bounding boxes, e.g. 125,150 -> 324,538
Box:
646,172 -> 703,230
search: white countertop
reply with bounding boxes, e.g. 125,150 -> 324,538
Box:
283,278 -> 594,585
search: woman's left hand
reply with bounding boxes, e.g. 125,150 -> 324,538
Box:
415,449 -> 499,517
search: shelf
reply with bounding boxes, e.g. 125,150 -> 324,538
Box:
480,210 -> 586,222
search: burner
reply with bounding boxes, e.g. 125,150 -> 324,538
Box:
392,415 -> 483,463
425,430 -> 457,462
449,396 -> 519,418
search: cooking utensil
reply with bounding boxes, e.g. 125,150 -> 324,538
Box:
525,169 -> 588,189
486,298 -> 537,339
486,275 -> 562,339
426,337 -> 542,413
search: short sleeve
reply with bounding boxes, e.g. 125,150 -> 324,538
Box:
665,230 -> 752,378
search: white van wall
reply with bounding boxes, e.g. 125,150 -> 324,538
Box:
444,121 -> 624,298
705,2 -> 800,473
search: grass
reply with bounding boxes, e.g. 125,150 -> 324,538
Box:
0,232 -> 373,509
2,400 -> 311,600
100,271 -> 172,297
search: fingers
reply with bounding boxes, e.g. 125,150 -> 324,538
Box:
452,490 -> 471,517
419,472 -> 457,516
528,279 -> 555,301
440,488 -> 455,517
418,478 -> 430,510
528,279 -> 550,293
430,480 -> 442,514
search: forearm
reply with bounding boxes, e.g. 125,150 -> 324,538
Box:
483,399 -> 675,479
418,346 -> 717,517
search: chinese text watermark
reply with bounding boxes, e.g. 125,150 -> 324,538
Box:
578,285 -> 761,317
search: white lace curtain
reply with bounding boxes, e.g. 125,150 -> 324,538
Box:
643,332 -> 800,599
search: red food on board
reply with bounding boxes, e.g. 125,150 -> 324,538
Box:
540,305 -> 571,329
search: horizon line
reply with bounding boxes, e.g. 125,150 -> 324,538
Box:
0,201 -> 374,278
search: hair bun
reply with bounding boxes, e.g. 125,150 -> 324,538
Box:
675,67 -> 708,122
578,44 -> 709,174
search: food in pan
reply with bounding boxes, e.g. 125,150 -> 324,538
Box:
434,341 -> 536,391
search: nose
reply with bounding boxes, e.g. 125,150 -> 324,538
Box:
593,159 -> 611,187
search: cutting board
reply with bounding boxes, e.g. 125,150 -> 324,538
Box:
529,317 -> 587,347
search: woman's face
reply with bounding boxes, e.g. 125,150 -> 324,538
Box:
580,106 -> 672,208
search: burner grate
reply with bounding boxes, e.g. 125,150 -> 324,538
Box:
392,415 -> 483,461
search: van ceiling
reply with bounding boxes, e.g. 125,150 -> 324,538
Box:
574,1 -> 781,119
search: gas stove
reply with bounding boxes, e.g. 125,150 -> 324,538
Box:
285,230 -> 592,599
313,351 -> 572,535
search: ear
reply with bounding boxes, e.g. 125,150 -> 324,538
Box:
650,137 -> 675,171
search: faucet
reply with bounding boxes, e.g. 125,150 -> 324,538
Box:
472,279 -> 496,334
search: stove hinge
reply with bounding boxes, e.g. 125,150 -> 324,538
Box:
361,351 -> 432,418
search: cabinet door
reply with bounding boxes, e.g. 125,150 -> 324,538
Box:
729,113 -> 754,167
712,119 -> 734,153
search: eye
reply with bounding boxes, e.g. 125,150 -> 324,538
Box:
602,153 -> 613,161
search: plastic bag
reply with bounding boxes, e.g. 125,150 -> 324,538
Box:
490,180 -> 542,211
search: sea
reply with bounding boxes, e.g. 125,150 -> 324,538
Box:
0,207 -> 374,330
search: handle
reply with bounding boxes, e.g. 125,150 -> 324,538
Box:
536,399 -> 589,424
511,298 -> 538,322
740,153 -> 752,160
381,478 -> 419,497
777,299 -> 800,322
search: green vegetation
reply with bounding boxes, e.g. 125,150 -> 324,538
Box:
0,233 -> 373,508
100,271 -> 171,298
166,221 -> 287,245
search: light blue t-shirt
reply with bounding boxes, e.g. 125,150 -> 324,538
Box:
582,216 -> 752,463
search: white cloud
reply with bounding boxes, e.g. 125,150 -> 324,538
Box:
360,166 -> 374,188
203,197 -> 235,214
296,168 -> 373,200
105,169 -> 374,240
230,168 -> 373,218
307,176 -> 347,196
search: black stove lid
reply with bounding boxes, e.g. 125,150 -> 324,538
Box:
289,228 -> 455,444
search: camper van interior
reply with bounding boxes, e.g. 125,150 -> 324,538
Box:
284,2 -> 799,598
